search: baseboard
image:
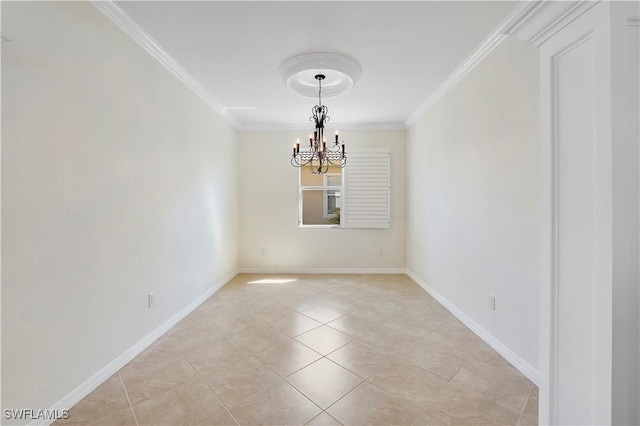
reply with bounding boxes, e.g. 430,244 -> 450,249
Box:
33,269 -> 239,426
237,267 -> 408,274
406,270 -> 540,386
37,267 -> 537,425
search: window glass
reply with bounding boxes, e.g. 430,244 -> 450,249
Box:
300,165 -> 342,186
301,190 -> 339,225
299,167 -> 342,227
325,189 -> 341,217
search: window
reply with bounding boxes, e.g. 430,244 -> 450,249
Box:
298,148 -> 390,228
299,166 -> 343,227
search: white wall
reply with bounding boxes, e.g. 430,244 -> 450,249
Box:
239,129 -> 405,271
406,36 -> 540,373
1,1 -> 238,416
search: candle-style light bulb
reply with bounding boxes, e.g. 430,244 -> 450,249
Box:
295,138 -> 300,153
335,131 -> 339,143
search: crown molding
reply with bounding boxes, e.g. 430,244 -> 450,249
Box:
404,1 -> 602,128
91,1 -> 241,129
94,0 -> 599,133
404,0 -> 540,128
504,0 -> 599,47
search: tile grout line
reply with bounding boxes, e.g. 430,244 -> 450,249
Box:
167,336 -> 242,426
361,356 -> 437,421
397,354 -> 454,383
516,382 -> 534,426
228,326 -> 322,380
337,377 -> 426,425
228,373 -> 322,425
282,363 -> 331,419
415,342 -> 484,421
284,338 -> 382,422
425,341 -> 527,425
64,373 -> 138,426
68,274 -> 537,425
320,377 -> 371,419
374,354 -> 448,417
319,312 -> 410,399
202,324 -> 322,417
305,410 -> 342,426
117,371 -> 140,426
281,277 -> 513,422
293,334 -> 353,360
422,374 -> 451,418
443,340 -> 483,383
322,339 -> 375,380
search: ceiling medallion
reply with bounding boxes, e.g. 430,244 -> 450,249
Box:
282,53 -> 360,174
280,52 -> 362,174
279,52 -> 362,98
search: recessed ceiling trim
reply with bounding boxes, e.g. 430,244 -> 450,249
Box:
95,1 -> 536,132
240,122 -> 405,132
222,107 -> 257,114
91,0 -> 241,129
279,52 -> 362,98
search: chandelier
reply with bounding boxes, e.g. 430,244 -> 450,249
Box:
291,74 -> 346,174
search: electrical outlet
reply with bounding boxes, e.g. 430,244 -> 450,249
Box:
488,294 -> 495,310
148,292 -> 157,308
378,248 -> 384,256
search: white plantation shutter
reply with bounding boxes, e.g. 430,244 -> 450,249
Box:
343,149 -> 390,228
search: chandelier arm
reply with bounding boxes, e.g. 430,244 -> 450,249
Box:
292,149 -> 316,168
288,72 -> 346,173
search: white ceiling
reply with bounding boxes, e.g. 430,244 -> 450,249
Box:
115,1 -> 518,129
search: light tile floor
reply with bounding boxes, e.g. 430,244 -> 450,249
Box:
57,274 -> 538,425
